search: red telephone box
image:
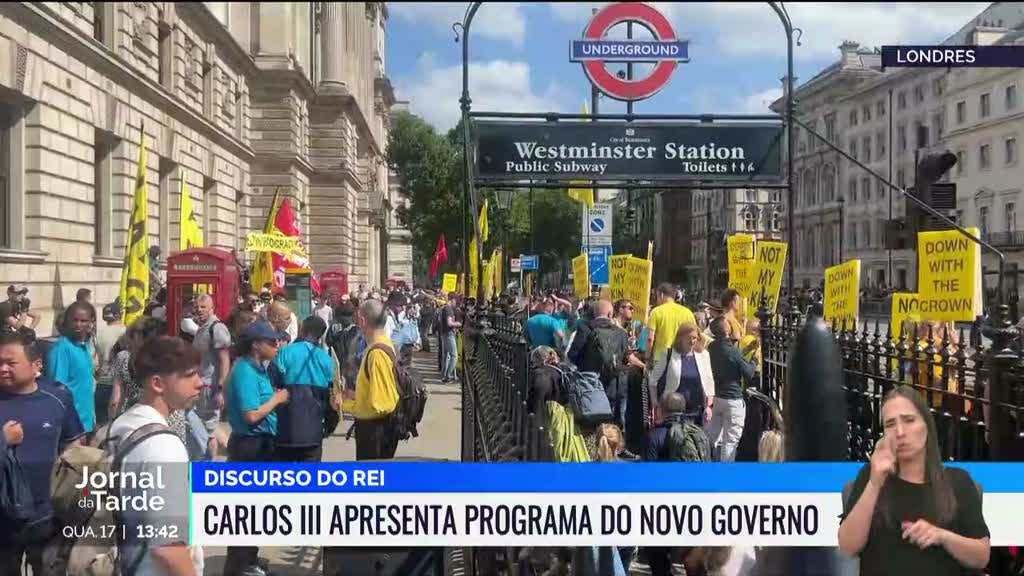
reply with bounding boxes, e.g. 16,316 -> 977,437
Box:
320,270 -> 349,304
165,248 -> 240,335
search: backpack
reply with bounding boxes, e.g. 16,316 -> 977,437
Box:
554,366 -> 613,424
363,344 -> 428,441
51,422 -> 177,576
328,324 -> 360,387
585,323 -> 622,381
0,446 -> 35,536
666,420 -> 710,462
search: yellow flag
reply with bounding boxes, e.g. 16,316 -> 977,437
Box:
469,237 -> 479,297
179,173 -> 203,251
119,129 -> 150,325
250,189 -> 282,292
478,200 -> 489,243
491,248 -> 503,298
567,101 -> 595,208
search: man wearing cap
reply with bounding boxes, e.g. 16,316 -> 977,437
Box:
6,285 -> 39,330
94,302 -> 126,426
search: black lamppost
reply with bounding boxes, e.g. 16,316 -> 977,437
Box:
837,196 -> 846,263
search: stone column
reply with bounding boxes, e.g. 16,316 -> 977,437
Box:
319,2 -> 346,92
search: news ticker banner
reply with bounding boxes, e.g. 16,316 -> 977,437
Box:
189,462 -> 1024,547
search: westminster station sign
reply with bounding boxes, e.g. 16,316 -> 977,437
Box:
473,121 -> 784,182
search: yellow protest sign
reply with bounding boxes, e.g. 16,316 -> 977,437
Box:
918,229 -> 983,322
442,274 -> 457,294
572,253 -> 590,298
245,232 -> 307,259
748,241 -> 788,318
824,259 -> 861,329
891,293 -> 921,339
610,255 -> 653,320
727,234 -> 757,299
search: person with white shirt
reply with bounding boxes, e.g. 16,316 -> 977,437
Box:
107,335 -> 203,576
647,322 -> 715,427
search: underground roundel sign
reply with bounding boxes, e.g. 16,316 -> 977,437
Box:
570,3 -> 689,102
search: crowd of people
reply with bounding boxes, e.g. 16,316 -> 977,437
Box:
0,280 -> 449,576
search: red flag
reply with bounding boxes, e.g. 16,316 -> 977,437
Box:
270,198 -> 310,291
429,234 -> 448,279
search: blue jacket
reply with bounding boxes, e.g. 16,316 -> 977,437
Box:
272,340 -> 335,448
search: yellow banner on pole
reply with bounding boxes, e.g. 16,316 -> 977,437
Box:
748,241 -> 788,319
891,293 -> 921,340
727,234 -> 757,299
610,255 -> 653,320
572,253 -> 590,298
917,229 -> 983,322
245,232 -> 307,258
824,259 -> 861,330
118,127 -> 150,325
442,274 -> 457,294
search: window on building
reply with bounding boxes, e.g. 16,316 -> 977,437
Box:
876,179 -> 884,201
933,78 -> 943,97
1006,137 -> 1017,165
897,168 -> 905,188
202,60 -> 214,118
957,150 -> 965,175
94,130 -> 114,256
897,269 -> 908,290
825,113 -> 836,142
807,120 -> 817,151
745,189 -> 756,203
849,109 -> 858,127
158,21 -> 173,89
914,84 -> 925,104
863,105 -> 871,122
898,91 -> 907,110
93,2 -> 115,46
862,221 -> 871,248
957,101 -> 966,124
822,166 -> 836,203
744,208 -> 757,231
850,221 -> 857,249
770,210 -> 780,231
981,93 -> 991,118
980,144 -> 991,170
1007,84 -> 1018,111
862,177 -> 871,203
770,191 -> 782,204
877,132 -> 886,160
916,124 -> 929,149
898,125 -> 906,151
1007,202 -> 1016,233
849,138 -> 858,160
980,206 -> 989,237
849,177 -> 857,203
878,100 -> 886,117
863,137 -> 871,163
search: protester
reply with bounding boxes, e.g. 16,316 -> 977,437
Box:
614,299 -> 647,359
267,301 -> 296,344
107,336 -> 201,576
526,297 -> 566,351
575,300 -> 642,435
341,298 -> 400,460
440,293 -> 463,384
528,345 -> 563,417
0,300 -> 19,334
838,385 -> 990,573
94,302 -> 127,426
707,317 -> 756,462
647,323 -> 715,426
225,321 -> 290,576
314,296 -> 333,326
0,332 -> 84,574
326,302 -> 361,391
191,293 -> 232,460
720,289 -> 746,342
46,300 -> 97,434
646,283 -> 697,357
274,316 -> 334,462
272,294 -> 299,341
6,284 -> 39,330
738,319 -> 763,389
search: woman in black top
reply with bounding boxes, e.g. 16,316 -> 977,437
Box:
839,385 -> 990,575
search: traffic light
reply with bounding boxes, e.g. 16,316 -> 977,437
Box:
887,152 -> 958,249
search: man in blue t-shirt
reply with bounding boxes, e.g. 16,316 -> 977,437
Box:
46,301 -> 97,434
273,316 -> 335,462
526,298 -> 566,350
0,332 -> 84,574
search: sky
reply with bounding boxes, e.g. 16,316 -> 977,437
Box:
386,2 -> 991,131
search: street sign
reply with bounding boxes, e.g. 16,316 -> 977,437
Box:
588,245 -> 612,285
520,255 -> 539,271
510,258 -> 522,273
571,3 -> 688,102
474,121 -> 783,182
583,203 -> 614,246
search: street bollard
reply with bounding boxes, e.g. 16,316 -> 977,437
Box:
760,313 -> 847,575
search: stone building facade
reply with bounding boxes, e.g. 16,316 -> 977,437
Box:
0,2 -> 393,333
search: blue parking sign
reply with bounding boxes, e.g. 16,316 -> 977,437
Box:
588,246 -> 611,286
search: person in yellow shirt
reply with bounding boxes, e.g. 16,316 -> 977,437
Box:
721,289 -> 746,342
341,298 -> 400,460
646,283 -> 697,357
